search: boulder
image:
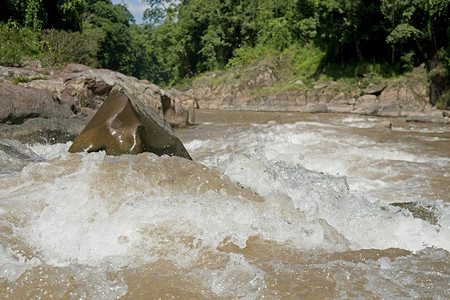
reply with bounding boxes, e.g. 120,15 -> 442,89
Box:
364,83 -> 387,95
377,101 -> 401,117
69,86 -> 192,159
0,82 -> 74,124
6,64 -> 193,127
354,95 -> 379,115
405,110 -> 445,123
313,82 -> 328,89
302,103 -> 328,113
0,117 -> 87,144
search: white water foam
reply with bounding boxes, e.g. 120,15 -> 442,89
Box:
0,119 -> 449,297
186,121 -> 449,203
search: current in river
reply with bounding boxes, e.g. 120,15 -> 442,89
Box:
0,110 -> 449,298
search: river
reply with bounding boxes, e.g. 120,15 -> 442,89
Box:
0,110 -> 449,298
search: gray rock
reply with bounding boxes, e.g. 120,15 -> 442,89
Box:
406,111 -> 445,123
0,117 -> 88,144
442,110 -> 450,118
364,83 -> 387,95
327,104 -> 354,113
0,139 -> 44,174
377,102 -> 401,117
313,82 -> 328,89
390,202 -> 439,225
0,82 -> 74,124
354,95 -> 379,115
302,103 -> 328,113
1,64 -> 193,128
373,120 -> 392,129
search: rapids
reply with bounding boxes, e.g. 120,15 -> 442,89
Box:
0,111 -> 449,298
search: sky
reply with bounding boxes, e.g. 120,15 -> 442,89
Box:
111,0 -> 150,24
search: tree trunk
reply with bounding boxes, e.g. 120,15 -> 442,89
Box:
391,45 -> 395,67
355,40 -> 364,61
415,39 -> 427,60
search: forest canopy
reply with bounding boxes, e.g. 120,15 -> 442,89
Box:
0,0 -> 449,85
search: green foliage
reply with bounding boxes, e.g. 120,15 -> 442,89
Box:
399,51 -> 415,72
24,0 -> 46,31
290,43 -> 326,82
258,17 -> 292,51
1,0 -> 449,89
0,21 -> 98,68
13,75 -> 31,84
52,0 -> 87,32
227,45 -> 277,68
39,29 -> 99,68
83,1 -> 141,76
253,82 -> 305,96
1,0 -> 87,32
381,0 -> 450,64
386,23 -> 422,45
0,21 -> 42,66
12,75 -> 44,84
436,91 -> 450,110
146,0 -> 447,83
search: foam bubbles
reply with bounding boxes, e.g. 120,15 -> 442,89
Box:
1,113 -> 449,298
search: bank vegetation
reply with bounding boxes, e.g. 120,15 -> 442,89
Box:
1,0 -> 449,108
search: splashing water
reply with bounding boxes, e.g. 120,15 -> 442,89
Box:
0,111 -> 449,298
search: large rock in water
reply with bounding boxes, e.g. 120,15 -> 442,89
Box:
68,85 -> 192,159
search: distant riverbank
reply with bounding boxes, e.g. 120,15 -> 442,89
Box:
1,63 -> 449,146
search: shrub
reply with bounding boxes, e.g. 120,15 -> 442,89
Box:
39,29 -> 99,68
290,42 -> 325,81
0,21 -> 42,66
226,44 -> 277,68
0,21 -> 99,68
436,90 -> 450,110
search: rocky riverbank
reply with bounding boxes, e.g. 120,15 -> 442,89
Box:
0,64 -> 195,144
0,62 -> 448,145
183,57 -> 449,124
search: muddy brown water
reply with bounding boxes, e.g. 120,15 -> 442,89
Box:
0,110 -> 449,299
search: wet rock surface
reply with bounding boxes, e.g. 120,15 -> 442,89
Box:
390,202 -> 440,226
0,138 -> 44,173
69,86 -> 192,159
0,118 -> 87,144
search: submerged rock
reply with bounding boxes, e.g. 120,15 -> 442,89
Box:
0,117 -> 87,144
390,202 -> 439,225
0,139 -> 44,174
69,86 -> 192,159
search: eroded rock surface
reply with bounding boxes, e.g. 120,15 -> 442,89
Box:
0,64 -> 195,144
69,86 -> 192,159
185,63 -> 448,123
0,82 -> 74,124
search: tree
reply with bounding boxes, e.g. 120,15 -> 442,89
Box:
45,0 -> 87,32
315,0 -> 387,64
83,1 -> 134,73
0,0 -> 87,32
381,0 -> 450,68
